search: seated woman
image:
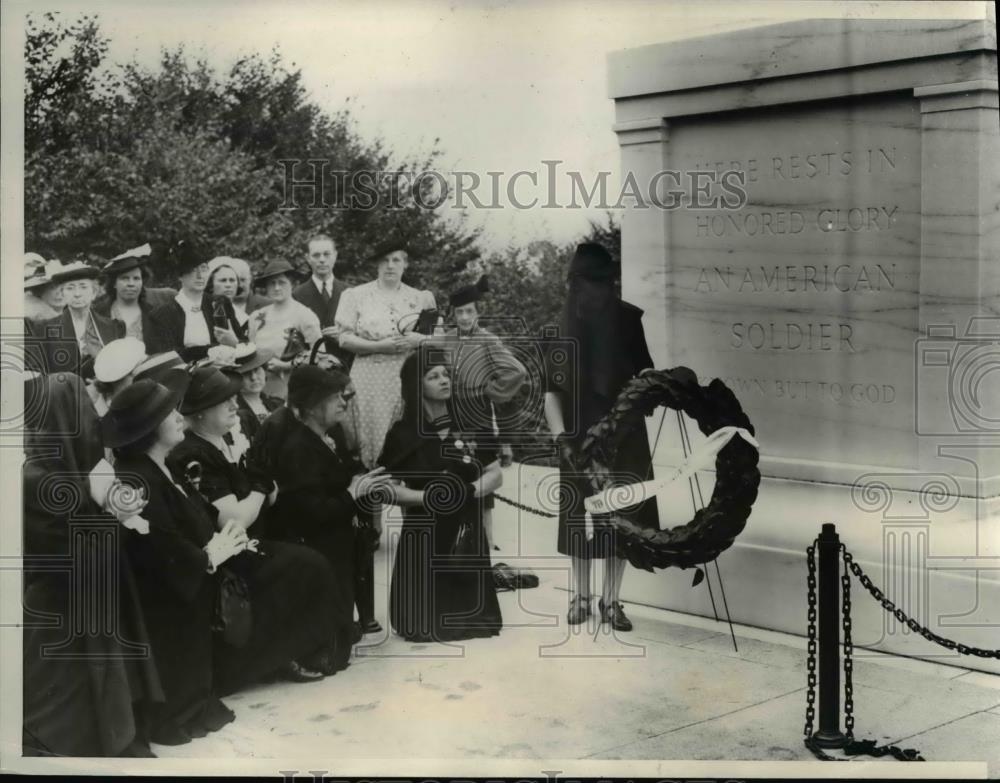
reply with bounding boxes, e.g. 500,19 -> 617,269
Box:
248,365 -> 394,671
101,375 -> 333,746
165,366 -> 339,681
23,372 -> 161,757
91,337 -> 147,417
230,345 -> 282,443
378,343 -> 504,643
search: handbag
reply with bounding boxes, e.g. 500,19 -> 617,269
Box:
213,567 -> 253,648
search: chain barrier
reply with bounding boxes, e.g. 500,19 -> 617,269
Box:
804,534 -> 1000,762
842,548 -> 1000,659
493,492 -> 557,518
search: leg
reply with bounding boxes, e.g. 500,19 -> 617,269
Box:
599,555 -> 632,631
483,506 -> 494,550
567,554 -> 592,624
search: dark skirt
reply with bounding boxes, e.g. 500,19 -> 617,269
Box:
557,411 -> 661,560
264,522 -> 356,673
213,540 -> 338,694
389,505 -> 502,643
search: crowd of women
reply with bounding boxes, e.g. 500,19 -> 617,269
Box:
21,236 -> 657,758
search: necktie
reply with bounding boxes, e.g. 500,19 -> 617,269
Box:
321,282 -> 331,305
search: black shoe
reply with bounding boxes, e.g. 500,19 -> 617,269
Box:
361,618 -> 383,634
599,598 -> 633,632
567,594 -> 591,625
283,660 -> 325,683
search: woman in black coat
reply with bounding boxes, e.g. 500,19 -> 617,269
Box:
543,242 -> 660,631
102,377 -> 248,745
22,372 -> 162,757
165,365 -> 337,683
248,366 -> 394,671
145,241 -> 242,363
91,247 -> 176,350
377,343 -> 504,643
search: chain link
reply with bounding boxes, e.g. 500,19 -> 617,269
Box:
804,543 -> 818,738
492,492 -> 558,518
843,549 -> 1000,660
803,537 -> 925,762
840,545 -> 854,739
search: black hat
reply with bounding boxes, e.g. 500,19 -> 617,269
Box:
449,275 -> 489,308
51,261 -> 101,284
133,351 -> 186,385
367,237 -> 412,264
233,345 -> 275,374
167,239 -> 207,275
100,377 -> 190,449
102,243 -> 152,278
567,242 -> 620,281
254,260 -> 301,286
179,365 -> 243,415
287,364 -> 349,411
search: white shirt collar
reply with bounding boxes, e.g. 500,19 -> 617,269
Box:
313,275 -> 334,295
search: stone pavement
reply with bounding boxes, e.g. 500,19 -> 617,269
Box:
152,466 -> 1000,772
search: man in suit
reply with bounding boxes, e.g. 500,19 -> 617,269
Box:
292,234 -> 353,370
39,261 -> 125,380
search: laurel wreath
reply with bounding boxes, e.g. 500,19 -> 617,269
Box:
574,366 -> 761,572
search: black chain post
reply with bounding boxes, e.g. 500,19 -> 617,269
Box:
813,523 -> 847,749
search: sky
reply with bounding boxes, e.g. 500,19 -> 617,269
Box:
10,0 -> 993,251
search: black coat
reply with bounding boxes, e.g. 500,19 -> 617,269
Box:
292,278 -> 353,368
164,431 -> 340,689
92,287 -> 176,351
546,298 -> 659,560
36,308 -> 126,380
235,393 -> 283,444
145,294 -> 241,362
248,407 -> 359,666
113,453 -> 226,739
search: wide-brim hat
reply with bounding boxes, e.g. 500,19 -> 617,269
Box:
179,365 -> 243,415
133,351 -> 187,385
94,337 -> 147,384
24,254 -> 51,290
567,242 -> 620,282
253,259 -> 301,286
51,261 -> 100,284
233,345 -> 275,374
449,274 -> 489,308
102,243 -> 153,278
100,377 -> 190,449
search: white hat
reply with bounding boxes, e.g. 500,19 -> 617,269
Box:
94,338 -> 147,384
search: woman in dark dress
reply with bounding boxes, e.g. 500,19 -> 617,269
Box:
248,366 -> 394,671
378,343 -> 504,643
231,346 -> 282,443
23,372 -> 162,757
102,376 -> 248,745
165,365 -> 336,683
543,242 -> 660,631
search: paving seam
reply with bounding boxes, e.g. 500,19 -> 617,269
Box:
889,705 -> 1000,746
580,686 -> 806,759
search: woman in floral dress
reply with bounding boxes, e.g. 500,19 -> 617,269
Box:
334,248 -> 436,469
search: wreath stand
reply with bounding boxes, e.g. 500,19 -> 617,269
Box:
647,406 -> 740,653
